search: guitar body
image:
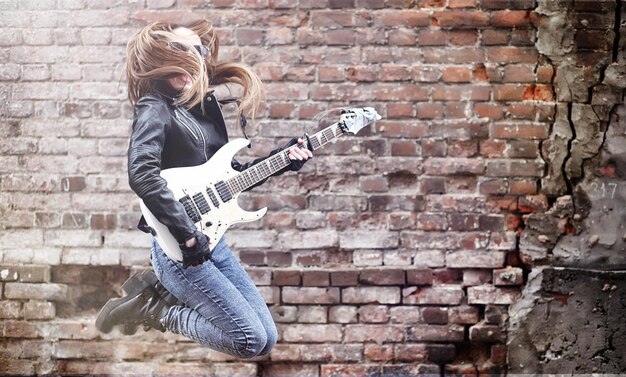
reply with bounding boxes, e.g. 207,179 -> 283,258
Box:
139,138 -> 267,262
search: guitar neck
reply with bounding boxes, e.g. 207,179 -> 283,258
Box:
226,122 -> 345,193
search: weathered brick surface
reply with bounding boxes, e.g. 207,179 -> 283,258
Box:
0,0 -> 581,374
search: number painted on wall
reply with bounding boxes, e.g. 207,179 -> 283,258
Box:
589,182 -> 618,199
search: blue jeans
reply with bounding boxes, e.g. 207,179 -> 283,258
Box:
149,237 -> 277,359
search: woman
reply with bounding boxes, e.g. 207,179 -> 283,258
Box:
95,20 -> 312,359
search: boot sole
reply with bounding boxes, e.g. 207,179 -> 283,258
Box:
95,270 -> 158,334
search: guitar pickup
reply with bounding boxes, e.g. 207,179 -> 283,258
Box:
206,187 -> 220,207
179,195 -> 201,223
215,181 -> 232,202
192,192 -> 210,214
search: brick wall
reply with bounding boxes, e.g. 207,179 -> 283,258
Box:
0,0 -> 579,375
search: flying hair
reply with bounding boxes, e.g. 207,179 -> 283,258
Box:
125,20 -> 264,121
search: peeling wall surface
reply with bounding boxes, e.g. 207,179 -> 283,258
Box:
510,0 -> 626,373
509,268 -> 626,373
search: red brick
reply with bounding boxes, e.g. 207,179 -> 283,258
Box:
358,305 -> 390,323
383,211 -> 413,230
283,324 -> 343,342
236,28 -> 263,45
536,64 -> 554,83
448,30 -> 479,46
328,305 -> 358,323
442,67 -> 471,83
364,344 -> 394,362
469,322 -> 505,342
60,176 -> 85,192
533,84 -> 554,101
330,270 -> 359,286
447,139 -> 478,157
423,157 -> 484,175
390,140 -> 419,156
481,0 -> 535,9
269,103 -> 295,118
467,285 -> 521,304
421,140 -> 447,157
359,176 -> 389,192
421,307 -> 448,324
343,287 -> 401,304
433,11 -> 489,27
393,343 -> 428,361
506,103 -> 537,120
374,10 -> 430,27
491,10 -> 531,27
89,213 -> 115,230
359,269 -> 406,285
389,29 -> 417,46
418,29 -> 446,46
491,344 -> 507,364
487,47 -> 538,64
490,123 -> 548,139
406,324 -> 465,342
512,29 -> 536,47
482,29 -> 510,45
271,270 -> 301,286
282,287 -> 340,304
3,320 -> 39,338
318,66 -> 344,83
416,102 -> 445,119
448,0 -> 477,8
479,139 -> 506,158
327,29 -> 354,46
449,305 -> 480,324
379,65 -> 412,81
417,213 -> 448,231
346,67 -> 377,82
0,301 -> 22,319
402,286 -> 464,305
386,102 -> 415,118
344,324 -> 404,343
417,0 -> 445,6
509,179 -> 537,195
494,84 -> 527,101
508,139 -> 540,158
406,269 -> 434,285
297,28 -> 324,45
311,10 -> 354,27
329,0 -> 355,8
474,103 -> 503,120
503,64 -> 536,83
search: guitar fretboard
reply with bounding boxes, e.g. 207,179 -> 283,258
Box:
225,122 -> 345,194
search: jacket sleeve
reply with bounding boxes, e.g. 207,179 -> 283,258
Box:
127,97 -> 197,244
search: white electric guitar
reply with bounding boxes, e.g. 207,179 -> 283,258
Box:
140,107 -> 381,262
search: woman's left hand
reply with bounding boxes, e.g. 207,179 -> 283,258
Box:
287,138 -> 313,162
284,138 -> 313,172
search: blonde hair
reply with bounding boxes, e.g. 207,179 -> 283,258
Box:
126,20 -> 264,120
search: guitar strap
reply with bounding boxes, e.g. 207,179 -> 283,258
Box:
218,98 -> 251,149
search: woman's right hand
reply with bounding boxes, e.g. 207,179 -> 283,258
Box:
179,231 -> 212,268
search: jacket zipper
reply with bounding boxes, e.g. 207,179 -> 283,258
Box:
176,107 -> 208,162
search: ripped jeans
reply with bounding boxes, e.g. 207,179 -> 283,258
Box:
149,237 -> 277,359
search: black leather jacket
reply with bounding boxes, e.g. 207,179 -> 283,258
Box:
128,90 -> 295,244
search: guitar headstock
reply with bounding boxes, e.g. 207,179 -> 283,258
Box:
339,107 -> 382,135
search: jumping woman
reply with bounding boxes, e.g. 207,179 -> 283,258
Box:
95,19 -> 312,359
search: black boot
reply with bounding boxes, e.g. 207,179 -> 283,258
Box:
95,269 -> 181,334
